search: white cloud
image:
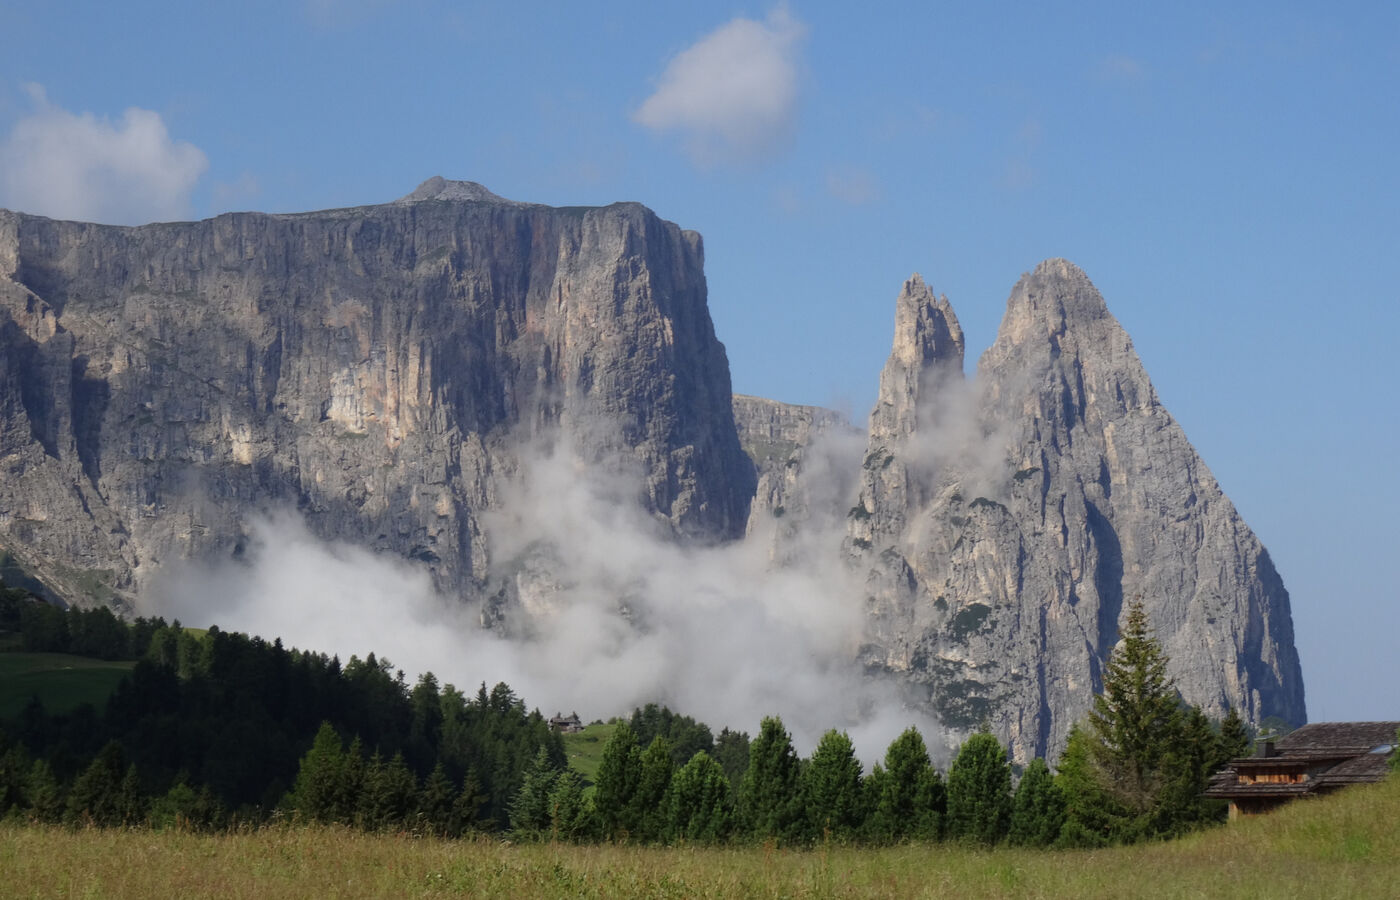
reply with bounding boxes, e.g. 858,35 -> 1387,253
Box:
634,6 -> 807,166
0,84 -> 207,225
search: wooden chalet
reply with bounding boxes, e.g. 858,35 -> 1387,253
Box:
1205,721 -> 1399,818
549,711 -> 584,734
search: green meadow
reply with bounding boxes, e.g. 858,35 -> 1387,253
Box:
0,653 -> 135,719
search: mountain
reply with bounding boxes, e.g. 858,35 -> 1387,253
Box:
0,179 -> 754,609
0,183 -> 1304,760
846,261 -> 1305,759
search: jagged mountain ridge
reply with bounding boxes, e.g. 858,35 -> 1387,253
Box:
0,178 -> 755,608
843,260 -> 1304,759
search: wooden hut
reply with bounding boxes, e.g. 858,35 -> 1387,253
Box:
1204,721 -> 1399,818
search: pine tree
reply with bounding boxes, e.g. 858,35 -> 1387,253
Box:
546,769 -> 592,842
1054,724 -> 1131,847
946,730 -> 1012,845
508,745 -> 559,838
417,762 -> 456,836
737,716 -> 803,843
66,741 -> 127,826
593,723 -> 642,840
629,736 -> 675,843
25,758 -> 62,824
287,722 -> 352,824
1007,758 -> 1064,847
1087,600 -> 1183,817
869,727 -> 942,843
666,751 -> 734,844
1217,708 -> 1252,764
802,729 -> 865,841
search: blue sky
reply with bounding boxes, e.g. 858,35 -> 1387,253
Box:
1,0 -> 1396,723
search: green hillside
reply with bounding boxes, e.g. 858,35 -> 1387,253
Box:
0,652 -> 135,718
561,722 -> 617,787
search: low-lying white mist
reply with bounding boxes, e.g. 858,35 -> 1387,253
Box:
145,441 -> 942,764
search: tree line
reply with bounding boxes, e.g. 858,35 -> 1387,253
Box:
2,579 -> 1253,847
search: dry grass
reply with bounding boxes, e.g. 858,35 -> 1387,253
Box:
3,776 -> 1397,899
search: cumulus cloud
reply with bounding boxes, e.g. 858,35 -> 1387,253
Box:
0,84 -> 207,225
145,437 -> 939,763
634,6 -> 807,166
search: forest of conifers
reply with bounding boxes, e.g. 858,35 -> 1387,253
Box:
0,580 -> 1251,848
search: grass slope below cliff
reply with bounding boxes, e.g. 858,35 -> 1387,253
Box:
2,774 -> 1397,899
0,653 -> 135,718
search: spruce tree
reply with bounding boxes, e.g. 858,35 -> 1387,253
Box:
1054,723 -> 1131,847
593,723 -> 642,840
287,722 -> 346,824
869,727 -> 942,843
946,730 -> 1012,845
666,751 -> 734,843
546,769 -> 592,841
417,762 -> 456,835
1087,600 -> 1182,816
738,716 -> 803,843
801,729 -> 865,841
629,736 -> 675,843
1007,758 -> 1065,847
508,745 -> 559,838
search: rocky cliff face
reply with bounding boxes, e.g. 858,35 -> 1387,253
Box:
850,261 -> 1305,760
0,179 -> 754,609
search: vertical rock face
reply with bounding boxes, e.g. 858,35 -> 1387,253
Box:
0,180 -> 754,607
852,261 -> 1305,760
733,394 -> 860,553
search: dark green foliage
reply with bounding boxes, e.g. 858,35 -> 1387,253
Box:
546,769 -> 593,841
1218,708 -> 1252,762
1087,601 -> 1182,817
288,722 -> 350,824
666,751 -> 734,843
946,730 -> 1012,845
629,736 -> 675,843
738,716 -> 804,842
359,750 -> 418,831
1008,758 -> 1064,847
1054,724 -> 1131,847
713,726 -> 750,789
629,704 -> 714,768
416,762 -> 455,835
592,723 -> 642,840
66,741 -> 130,826
508,745 -> 560,837
801,729 -> 864,840
868,727 -> 943,843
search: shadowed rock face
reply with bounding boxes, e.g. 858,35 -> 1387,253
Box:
0,179 -> 754,608
850,260 -> 1305,759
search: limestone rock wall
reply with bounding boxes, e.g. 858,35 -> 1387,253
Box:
0,182 -> 754,608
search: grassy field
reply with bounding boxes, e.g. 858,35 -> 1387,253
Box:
561,722 -> 617,786
2,772 -> 1397,898
0,652 -> 135,718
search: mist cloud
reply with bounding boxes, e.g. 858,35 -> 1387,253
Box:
634,6 -> 807,166
146,440 -> 939,763
0,84 -> 207,225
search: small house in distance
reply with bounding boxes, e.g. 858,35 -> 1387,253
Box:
1205,721 -> 1399,818
550,712 -> 583,734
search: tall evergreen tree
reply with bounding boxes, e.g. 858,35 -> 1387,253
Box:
802,729 -> 865,841
1007,758 -> 1065,847
946,730 -> 1012,845
869,727 -> 942,843
417,762 -> 456,835
592,723 -> 642,840
666,751 -> 734,843
1087,600 -> 1183,816
738,716 -> 803,843
287,722 -> 346,824
508,745 -> 560,837
629,736 -> 675,843
546,769 -> 593,842
1054,724 -> 1131,847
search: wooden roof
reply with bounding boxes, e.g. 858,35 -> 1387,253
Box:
1204,721 -> 1398,801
